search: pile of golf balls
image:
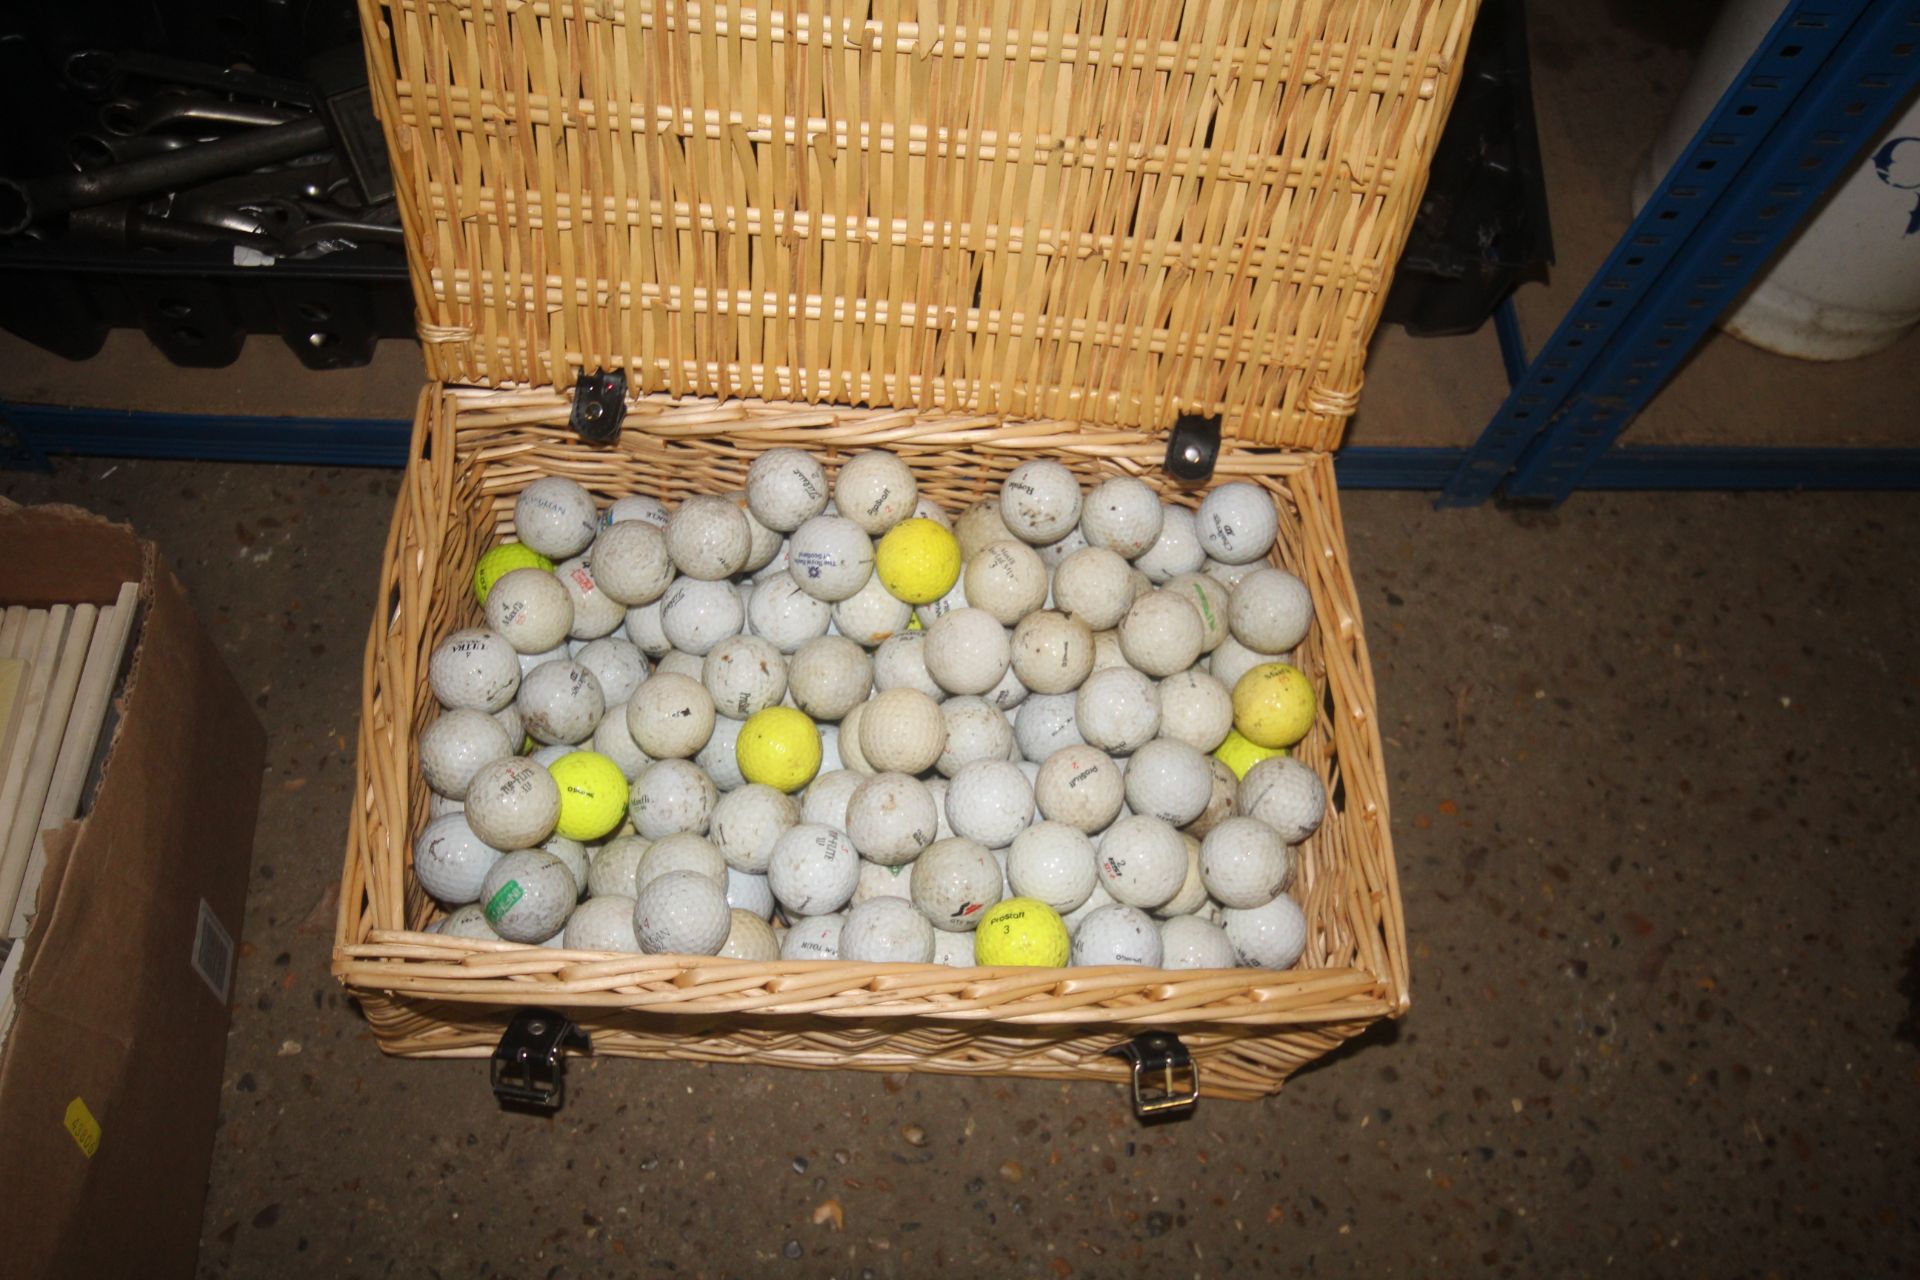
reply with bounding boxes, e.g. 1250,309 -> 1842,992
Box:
415,454 -> 1324,973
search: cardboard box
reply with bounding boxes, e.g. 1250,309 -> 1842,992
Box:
0,502 -> 265,1280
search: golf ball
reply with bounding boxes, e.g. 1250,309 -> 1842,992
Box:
1222,893 -> 1308,969
1195,482 -> 1279,565
627,757 -> 718,838
1079,477 -> 1164,559
419,708 -> 514,799
834,451 -> 918,535
1094,815 -> 1189,909
412,813 -> 503,905
485,566 -> 575,654
923,607 -> 1012,696
839,896 -> 936,962
708,782 -> 800,873
429,627 -> 522,713
517,660 -> 605,745
746,448 -> 831,532
1005,821 -> 1098,913
1238,755 -> 1327,845
1199,817 -> 1294,908
1050,547 -> 1133,631
845,772 -> 939,865
626,671 -> 716,759
1070,903 -> 1163,967
665,494 -> 752,580
767,823 -> 861,915
480,849 -> 576,944
515,476 -> 599,559
999,460 -> 1083,545
633,870 -> 732,955
910,837 -> 1005,930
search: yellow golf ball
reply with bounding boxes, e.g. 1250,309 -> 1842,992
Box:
974,898 -> 1070,967
548,750 -> 630,840
1231,662 -> 1317,749
1213,728 -> 1286,779
473,543 -> 555,603
874,518 -> 962,605
736,707 -> 822,792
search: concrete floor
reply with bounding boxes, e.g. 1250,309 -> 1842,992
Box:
3,0 -> 1920,1274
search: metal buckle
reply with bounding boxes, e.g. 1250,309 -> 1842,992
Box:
490,1008 -> 591,1111
1104,1032 -> 1200,1119
1163,414 -> 1221,484
570,369 -> 628,445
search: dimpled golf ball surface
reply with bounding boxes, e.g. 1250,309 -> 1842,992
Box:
695,715 -> 748,790
1238,755 -> 1327,844
1159,915 -> 1238,969
463,758 -> 561,849
412,813 -> 503,905
1071,903 -> 1163,967
736,706 -> 822,792
963,541 -> 1049,625
725,867 -> 776,920
518,660 -> 605,744
419,709 -> 514,799
1095,815 -> 1189,909
834,451 -> 918,535
485,567 -> 575,654
974,897 -> 1070,967
1156,836 -> 1209,919
945,759 -> 1034,849
937,697 -> 1013,776
910,837 -> 1004,930
1164,572 -> 1232,652
556,555 -> 626,639
875,518 -> 962,604
548,750 -> 630,840
788,635 -> 872,718
564,895 -> 642,951
1118,591 -> 1204,678
1223,893 -> 1308,969
1122,738 -> 1214,826
846,772 -> 939,865
430,628 -> 522,713
747,575 -> 834,653
588,835 -> 650,898
924,608 -> 1011,695
702,635 -> 787,720
780,912 -> 846,960
589,520 -> 675,606
1010,611 -> 1094,695
853,859 -> 913,905
473,543 -> 555,604
858,688 -> 946,774
1156,669 -> 1234,753
633,870 -> 732,954
574,638 -> 647,710
605,495 -> 672,528
1212,728 -> 1284,779
708,783 -> 799,872
626,672 -> 716,759
747,448 -> 831,531
1079,477 -> 1164,559
800,769 -> 863,830
480,850 -> 576,943
1229,567 -> 1314,656
1051,547 -> 1134,631
1034,746 -> 1125,833
1133,506 -> 1206,583
664,494 -> 752,580
1006,821 -> 1098,913
832,573 -> 914,646
1199,816 -> 1293,908
628,757 -> 718,838
1196,482 -> 1279,565
1232,662 -> 1317,749
659,577 -> 746,655
999,460 -> 1083,545
768,823 -> 861,915
1014,693 -> 1083,762
839,896 -> 935,962
515,476 -> 600,559
1075,667 -> 1161,755
718,909 -> 781,960
787,515 -> 875,602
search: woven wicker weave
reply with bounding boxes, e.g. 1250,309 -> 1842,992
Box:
361,0 -> 1477,447
334,390 -> 1405,1099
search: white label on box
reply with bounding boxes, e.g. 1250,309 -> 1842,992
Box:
191,899 -> 234,1004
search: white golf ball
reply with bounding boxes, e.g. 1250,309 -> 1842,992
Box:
1117,591 -> 1203,678
1155,669 -> 1234,753
624,598 -> 672,658
1079,477 -> 1164,559
853,858 -> 913,905
832,572 -> 914,646
912,574 -> 969,629
1133,505 -> 1206,582
936,696 -> 1014,776
1196,482 -> 1279,565
858,688 -> 946,774
412,813 -> 503,905
605,494 -> 671,529
954,498 -> 1017,559
479,849 -> 576,944
492,703 -> 525,750
624,672 -> 715,759
429,627 -> 522,713
659,576 -> 746,656
725,867 -> 776,921
981,661 -> 1030,714
1156,834 -> 1210,918
665,494 -> 752,580
633,870 -> 732,955
654,650 -> 705,681
562,894 -> 641,951
1036,523 -> 1090,570
799,769 -> 863,830
1229,568 -> 1314,654
931,926 -> 978,967
1164,573 -> 1232,652
845,772 -> 939,865
573,637 -> 648,710
788,515 -> 876,602
694,712 -> 747,790
999,460 -> 1083,545
834,451 -> 918,535
717,908 -> 780,960
910,837 -> 1004,930
517,660 -> 605,745
1060,878 -> 1116,936
515,476 -> 599,559
637,831 -> 728,889
839,896 -> 936,962
724,491 -> 784,573
963,541 -> 1049,625
1010,610 -> 1094,695
435,903 -> 502,940
872,632 -> 943,702
485,567 -> 575,654
1033,745 -> 1125,833
837,701 -> 874,774
1238,756 -> 1327,845
767,823 -> 861,915
1089,630 -> 1132,674
1222,893 -> 1307,969
945,759 -> 1034,849
1013,692 -> 1084,763
1206,555 -> 1262,590
1006,821 -> 1098,912
528,742 -> 572,770
589,519 -> 676,607
747,448 -> 831,531
626,757 -> 718,838
1208,634 -> 1287,694
1095,815 -> 1188,909
1122,738 -> 1214,826
1159,915 -> 1237,969
702,634 -> 788,720
537,834 -> 590,898
1075,667 -> 1161,755
1199,817 -> 1294,908
1070,903 -> 1163,967
1050,546 -> 1133,630
587,834 -> 650,897
556,555 -> 627,640
463,757 -> 560,849
419,708 -> 515,799
709,783 -> 799,873
746,574 -> 834,652
923,607 -> 1011,696
787,637 -> 879,725
1186,757 -> 1241,840
781,912 -> 846,959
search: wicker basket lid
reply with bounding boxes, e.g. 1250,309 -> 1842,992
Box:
363,0 -> 1477,450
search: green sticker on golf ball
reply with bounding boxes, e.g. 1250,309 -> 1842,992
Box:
484,879 -> 525,924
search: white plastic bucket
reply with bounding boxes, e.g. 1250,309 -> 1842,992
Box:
1632,0 -> 1920,360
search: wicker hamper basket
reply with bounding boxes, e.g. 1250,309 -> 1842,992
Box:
335,0 -> 1474,1100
